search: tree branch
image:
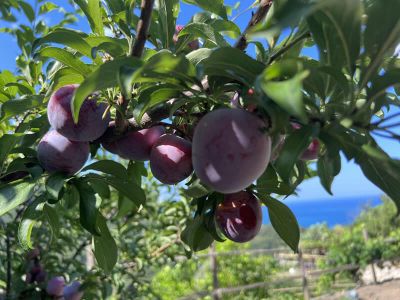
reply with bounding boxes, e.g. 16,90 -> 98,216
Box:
115,0 -> 154,133
130,0 -> 154,58
234,0 -> 274,51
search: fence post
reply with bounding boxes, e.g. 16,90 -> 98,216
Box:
362,228 -> 378,284
210,243 -> 220,300
298,249 -> 310,300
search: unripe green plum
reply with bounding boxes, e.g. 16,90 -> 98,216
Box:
192,109 -> 271,193
46,276 -> 65,296
215,191 -> 262,243
48,85 -> 110,142
150,134 -> 193,184
110,126 -> 165,161
37,130 -> 89,175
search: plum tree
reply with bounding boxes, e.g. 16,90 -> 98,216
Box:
192,109 -> 271,193
48,85 -> 110,142
103,126 -> 165,161
215,191 -> 262,243
37,130 -> 89,175
174,25 -> 199,50
46,276 -> 65,297
63,281 -> 84,300
150,134 -> 193,184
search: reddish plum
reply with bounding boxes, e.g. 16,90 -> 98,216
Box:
150,134 -> 193,184
48,85 -> 110,142
216,191 -> 262,243
192,109 -> 271,193
46,276 -> 65,296
37,130 -> 89,175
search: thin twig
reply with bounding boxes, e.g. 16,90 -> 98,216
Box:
269,31 -> 311,63
234,0 -> 274,51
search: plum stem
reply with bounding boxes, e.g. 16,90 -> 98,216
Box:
234,0 -> 274,51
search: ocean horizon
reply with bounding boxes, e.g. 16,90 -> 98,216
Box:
262,194 -> 383,228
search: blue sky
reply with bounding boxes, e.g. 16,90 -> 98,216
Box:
1,0 -> 399,201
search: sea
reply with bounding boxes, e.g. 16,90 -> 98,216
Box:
262,195 -> 383,228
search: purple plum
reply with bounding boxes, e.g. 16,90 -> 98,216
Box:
37,130 -> 89,175
150,134 -> 193,184
63,281 -> 84,300
192,108 -> 271,193
46,276 -> 65,296
47,85 -> 110,142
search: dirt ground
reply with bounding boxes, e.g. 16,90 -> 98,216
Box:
357,280 -> 400,300
315,279 -> 400,300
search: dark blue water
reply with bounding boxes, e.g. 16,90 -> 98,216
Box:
262,195 -> 382,228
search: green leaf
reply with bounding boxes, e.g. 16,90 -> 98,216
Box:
82,160 -> 128,179
275,126 -> 313,182
178,23 -> 229,48
362,0 -> 400,88
317,153 -> 340,195
264,196 -> 300,252
35,47 -> 93,76
183,0 -> 227,19
203,47 -> 265,86
45,173 -> 67,200
62,183 -> 80,208
307,0 -> 362,74
18,196 -> 46,250
84,174 -> 146,206
93,214 -> 118,273
0,95 -> 44,122
74,0 -> 104,36
181,215 -> 214,252
0,181 -> 36,216
71,56 -> 142,122
0,134 -> 22,174
256,60 -> 309,121
186,48 -> 212,66
18,0 -> 35,22
256,166 -> 293,195
33,28 -> 92,58
48,67 -> 85,95
39,2 -> 58,15
157,0 -> 179,49
43,204 -> 60,237
355,145 -> 400,213
76,180 -> 100,235
183,179 -> 210,198
133,84 -> 181,123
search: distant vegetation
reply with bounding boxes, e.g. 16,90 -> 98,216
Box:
151,196 -> 400,299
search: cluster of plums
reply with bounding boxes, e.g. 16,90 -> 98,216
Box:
24,249 -> 83,299
37,84 -> 319,244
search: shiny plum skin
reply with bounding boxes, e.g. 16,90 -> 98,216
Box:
115,126 -> 165,161
192,109 -> 271,193
37,131 -> 89,175
174,25 -> 199,50
216,191 -> 262,243
64,281 -> 84,300
46,276 -> 65,296
300,139 -> 320,160
150,134 -> 193,184
47,85 -> 110,142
